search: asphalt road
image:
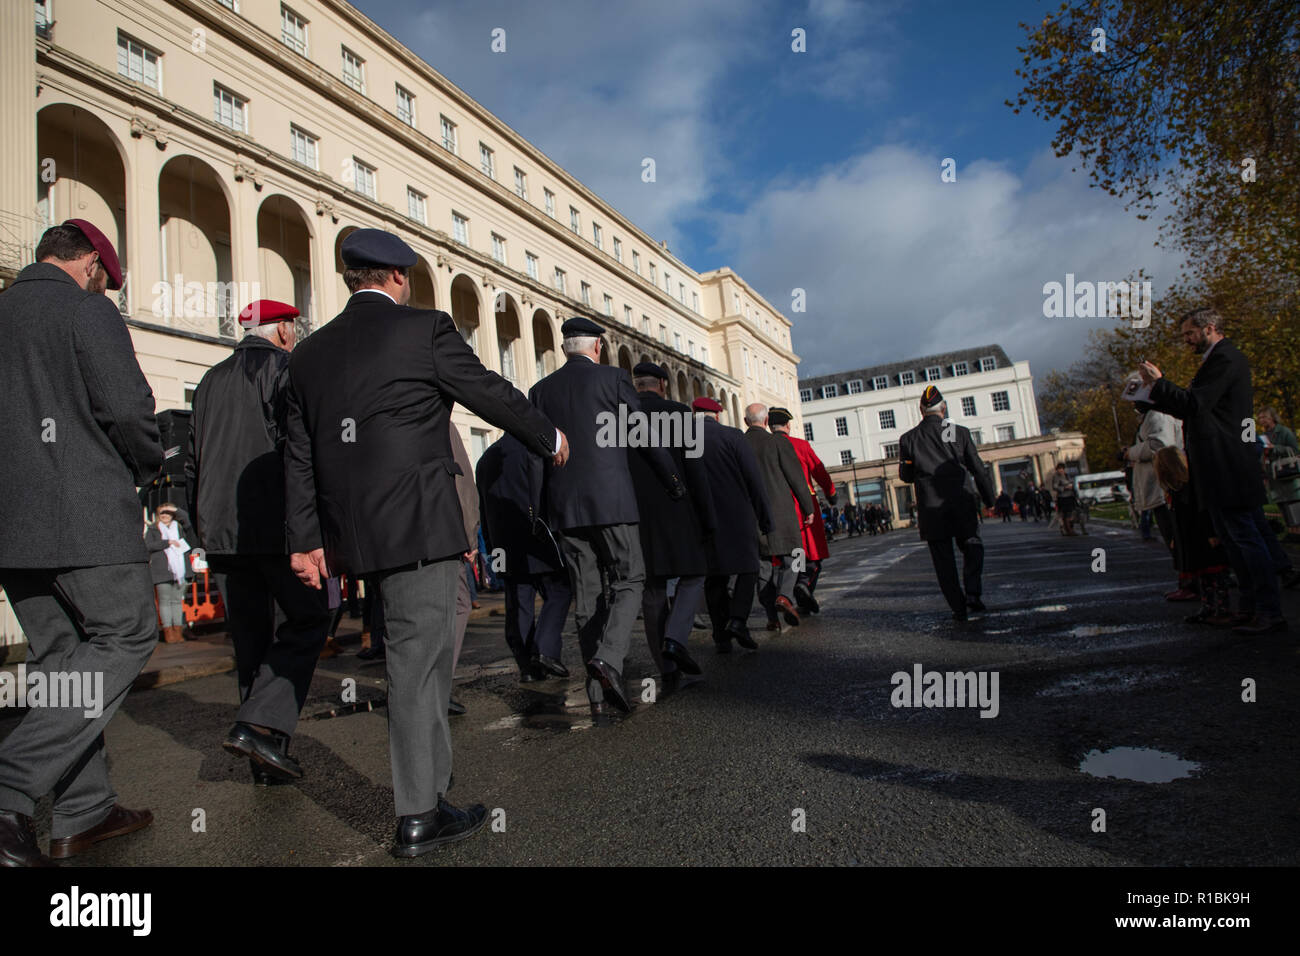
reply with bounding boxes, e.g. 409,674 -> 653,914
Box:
8,518 -> 1298,866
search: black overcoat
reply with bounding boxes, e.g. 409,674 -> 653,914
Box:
700,417 -> 772,574
898,414 -> 995,541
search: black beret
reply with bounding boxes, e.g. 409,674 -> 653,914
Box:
768,407 -> 793,426
632,361 -> 667,380
340,228 -> 418,268
920,384 -> 944,408
561,316 -> 606,337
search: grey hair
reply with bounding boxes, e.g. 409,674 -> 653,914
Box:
562,335 -> 598,355
633,375 -> 662,392
1181,307 -> 1225,334
244,322 -> 283,341
744,403 -> 768,426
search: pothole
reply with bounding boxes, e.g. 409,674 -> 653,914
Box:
1079,746 -> 1200,782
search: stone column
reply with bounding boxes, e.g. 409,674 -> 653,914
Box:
1,2 -> 38,276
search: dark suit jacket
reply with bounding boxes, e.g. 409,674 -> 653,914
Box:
898,414 -> 995,541
628,391 -> 717,577
284,292 -> 556,576
701,417 -> 773,574
185,335 -> 291,556
528,356 -> 678,531
1149,339 -> 1264,510
744,426 -> 814,556
0,263 -> 162,567
475,433 -> 562,576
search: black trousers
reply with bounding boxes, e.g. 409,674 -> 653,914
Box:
212,555 -> 330,738
704,570 -> 757,634
796,559 -> 823,595
502,571 -> 572,669
643,574 -> 705,674
927,534 -> 984,613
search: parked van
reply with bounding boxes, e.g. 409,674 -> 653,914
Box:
1075,470 -> 1131,504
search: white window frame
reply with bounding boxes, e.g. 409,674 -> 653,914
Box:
544,188 -> 555,217
953,361 -> 969,377
117,33 -> 161,92
632,251 -> 641,275
960,396 -> 976,417
612,237 -> 622,263
351,158 -> 376,200
213,83 -> 247,133
991,390 -> 1011,413
883,442 -> 900,460
440,115 -> 458,154
692,291 -> 699,313
835,417 -> 849,437
290,124 -> 318,169
823,383 -> 838,398
980,355 -> 997,372
623,304 -> 632,324
925,366 -> 942,382
452,212 -> 469,245
674,332 -> 683,352
970,429 -> 983,445
525,252 -> 539,281
803,422 -> 814,441
553,268 -> 566,294
847,379 -> 864,395
281,5 -> 308,56
996,424 -> 1016,442
513,167 -> 528,200
603,294 -> 614,316
341,46 -> 365,94
878,409 -> 896,430
569,206 -> 581,234
479,143 -> 495,179
899,370 -> 915,386
406,187 -> 427,225
873,376 -> 889,391
840,450 -> 854,466
799,388 -> 813,403
491,233 -> 507,264
395,84 -> 416,126
592,223 -> 602,250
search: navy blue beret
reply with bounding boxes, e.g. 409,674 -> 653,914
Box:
561,316 -> 606,337
340,228 -> 418,268
633,361 -> 667,380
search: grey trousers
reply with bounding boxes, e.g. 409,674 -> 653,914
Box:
757,554 -> 795,621
452,556 -> 471,675
559,524 -> 645,704
0,563 -> 157,837
642,574 -> 704,675
212,555 -> 330,738
377,557 -> 460,817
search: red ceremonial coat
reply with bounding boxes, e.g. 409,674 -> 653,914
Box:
786,434 -> 835,561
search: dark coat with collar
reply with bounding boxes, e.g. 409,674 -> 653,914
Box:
898,413 -> 995,541
185,335 -> 292,556
475,433 -> 562,576
628,391 -> 717,577
700,416 -> 773,574
0,263 -> 162,568
528,355 -> 680,531
744,425 -> 814,557
284,292 -> 557,576
1149,338 -> 1264,510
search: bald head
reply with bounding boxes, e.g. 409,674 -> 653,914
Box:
744,403 -> 768,426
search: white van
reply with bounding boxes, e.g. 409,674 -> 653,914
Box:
1075,471 -> 1131,505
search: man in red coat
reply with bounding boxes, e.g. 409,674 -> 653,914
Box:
768,408 -> 836,613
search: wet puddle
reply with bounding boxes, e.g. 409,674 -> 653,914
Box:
1038,666 -> 1178,698
1079,746 -> 1200,782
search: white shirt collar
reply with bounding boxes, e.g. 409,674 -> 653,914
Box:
351,289 -> 397,305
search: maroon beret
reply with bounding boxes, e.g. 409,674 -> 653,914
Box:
62,219 -> 123,291
238,299 -> 300,328
692,397 -> 723,413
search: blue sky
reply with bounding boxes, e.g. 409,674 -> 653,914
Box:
357,0 -> 1180,380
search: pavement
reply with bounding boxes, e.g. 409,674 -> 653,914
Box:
3,519 -> 1297,866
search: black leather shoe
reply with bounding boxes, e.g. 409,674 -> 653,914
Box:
0,811 -> 55,867
535,654 -> 569,678
662,638 -> 702,675
392,798 -> 487,858
519,662 -> 547,683
794,584 -> 820,614
589,702 -> 615,727
48,805 -> 153,860
585,658 -> 630,713
357,644 -> 386,661
725,618 -> 758,650
966,596 -> 987,613
448,698 -> 467,717
222,723 -> 303,781
712,632 -> 732,654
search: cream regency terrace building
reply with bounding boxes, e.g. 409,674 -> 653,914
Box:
797,345 -> 1089,522
0,0 -> 801,649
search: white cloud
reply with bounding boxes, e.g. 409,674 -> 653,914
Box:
714,145 -> 1183,379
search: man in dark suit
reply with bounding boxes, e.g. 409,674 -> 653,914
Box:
186,299 -> 331,786
898,384 -> 996,621
694,398 -> 774,652
0,221 -> 162,866
284,229 -> 568,857
475,433 -> 572,684
628,363 -> 716,695
744,404 -> 815,630
1141,307 -> 1286,633
529,319 -> 683,722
